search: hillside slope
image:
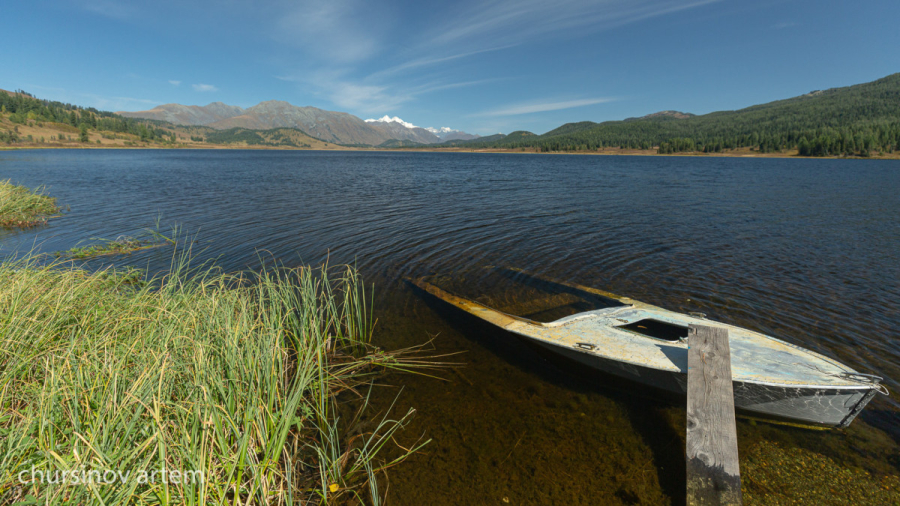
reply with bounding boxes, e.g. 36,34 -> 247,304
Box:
448,73 -> 900,156
365,118 -> 441,144
2,89 -> 181,147
203,127 -> 337,149
119,102 -> 244,125
120,100 -> 479,146
204,101 -> 387,145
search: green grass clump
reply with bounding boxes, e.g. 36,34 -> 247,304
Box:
0,254 -> 427,505
56,227 -> 178,259
0,179 -> 61,228
58,237 -> 160,259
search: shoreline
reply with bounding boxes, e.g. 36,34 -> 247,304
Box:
2,143 -> 899,160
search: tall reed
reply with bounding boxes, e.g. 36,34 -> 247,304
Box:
0,180 -> 61,228
0,253 -> 427,505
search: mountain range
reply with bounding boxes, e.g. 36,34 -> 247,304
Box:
119,102 -> 479,146
7,72 -> 896,156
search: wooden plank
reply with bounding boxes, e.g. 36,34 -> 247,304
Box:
686,324 -> 742,505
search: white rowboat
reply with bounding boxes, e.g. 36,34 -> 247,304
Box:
410,269 -> 887,428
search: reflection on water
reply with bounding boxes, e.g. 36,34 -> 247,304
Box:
2,149 -> 898,504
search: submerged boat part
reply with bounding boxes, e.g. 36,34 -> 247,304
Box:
410,268 -> 887,428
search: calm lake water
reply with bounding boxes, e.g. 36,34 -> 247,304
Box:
2,149 -> 899,504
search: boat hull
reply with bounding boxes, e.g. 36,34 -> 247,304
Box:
526,336 -> 875,428
408,272 -> 884,429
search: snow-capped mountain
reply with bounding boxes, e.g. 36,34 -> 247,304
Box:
365,116 -> 480,144
365,115 -> 418,129
364,116 -> 438,144
424,126 -> 480,142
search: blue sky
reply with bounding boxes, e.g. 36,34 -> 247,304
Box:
2,0 -> 899,135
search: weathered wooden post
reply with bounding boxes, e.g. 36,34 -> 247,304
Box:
686,324 -> 742,505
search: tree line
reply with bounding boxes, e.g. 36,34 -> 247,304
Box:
448,73 -> 900,156
1,90 -> 168,143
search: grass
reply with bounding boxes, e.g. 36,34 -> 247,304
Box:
55,225 -> 179,259
0,180 -> 62,228
0,252 -> 434,505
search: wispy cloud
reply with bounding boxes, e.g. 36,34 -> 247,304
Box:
275,70 -> 399,111
366,45 -> 518,81
772,21 -> 798,29
329,82 -> 406,111
25,85 -> 159,111
277,68 -> 497,114
429,0 -> 721,48
79,1 -> 715,119
407,79 -> 503,96
277,1 -> 714,114
334,79 -> 504,114
78,0 -> 141,20
477,98 -> 617,117
273,0 -> 389,63
192,83 -> 218,92
85,94 -> 161,111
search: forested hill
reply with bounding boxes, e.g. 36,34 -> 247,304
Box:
0,89 -> 171,144
445,73 -> 900,156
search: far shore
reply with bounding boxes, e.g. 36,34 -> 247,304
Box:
3,143 -> 899,160
3,113 -> 897,160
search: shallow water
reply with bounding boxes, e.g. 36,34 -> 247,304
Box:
2,149 -> 898,504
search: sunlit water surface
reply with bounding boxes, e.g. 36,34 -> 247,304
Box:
2,149 -> 898,504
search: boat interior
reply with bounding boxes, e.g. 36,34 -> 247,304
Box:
618,319 -> 690,341
421,266 -> 627,323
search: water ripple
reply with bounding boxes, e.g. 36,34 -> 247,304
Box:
2,149 -> 899,421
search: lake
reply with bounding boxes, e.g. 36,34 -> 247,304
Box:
2,149 -> 898,504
